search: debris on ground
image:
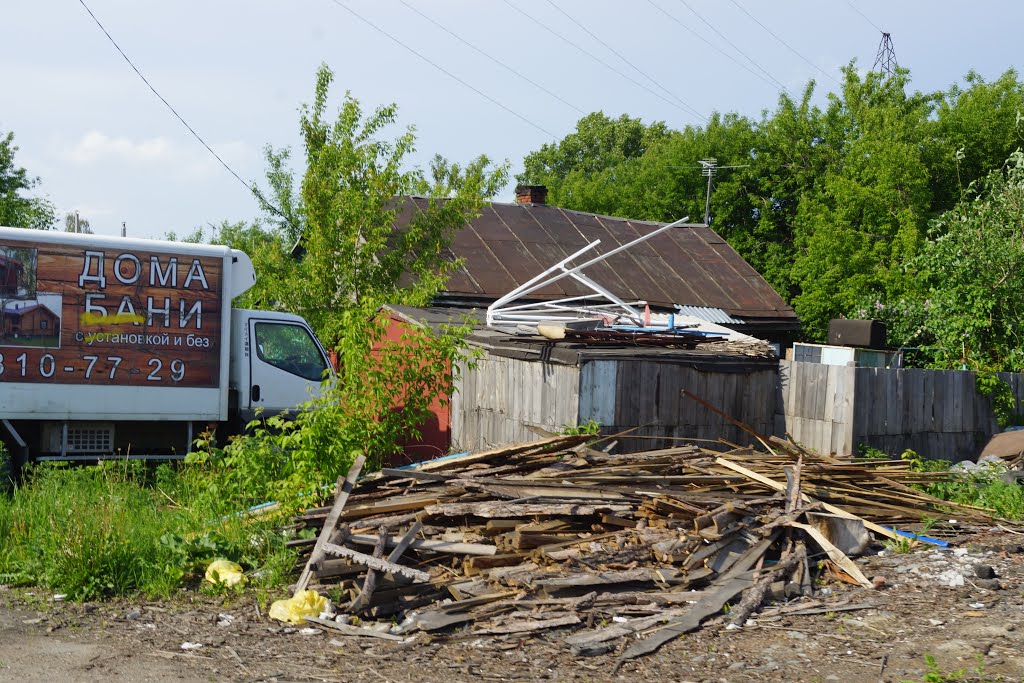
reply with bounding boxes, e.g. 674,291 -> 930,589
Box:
285,432 -> 999,662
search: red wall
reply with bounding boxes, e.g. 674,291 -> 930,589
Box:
371,313 -> 452,466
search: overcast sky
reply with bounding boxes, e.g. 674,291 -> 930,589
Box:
3,1 -> 1023,239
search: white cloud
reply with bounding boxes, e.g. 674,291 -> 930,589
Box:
65,131 -> 175,165
58,132 -> 259,181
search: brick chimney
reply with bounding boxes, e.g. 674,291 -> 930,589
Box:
515,184 -> 548,205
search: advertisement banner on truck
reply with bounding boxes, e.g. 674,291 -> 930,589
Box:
0,239 -> 222,388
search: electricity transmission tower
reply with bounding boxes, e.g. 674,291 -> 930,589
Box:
872,32 -> 897,77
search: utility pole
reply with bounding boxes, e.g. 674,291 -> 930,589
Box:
694,158 -> 749,226
699,159 -> 716,226
121,221 -> 127,238
873,32 -> 897,77
74,210 -> 80,234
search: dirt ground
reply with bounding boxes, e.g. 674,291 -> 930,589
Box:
3,532 -> 1024,683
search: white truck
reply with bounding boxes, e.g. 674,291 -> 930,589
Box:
0,226 -> 331,465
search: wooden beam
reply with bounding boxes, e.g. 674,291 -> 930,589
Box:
345,531 -> 496,557
788,521 -> 872,589
306,617 -> 405,641
294,454 -> 365,593
322,542 -> 431,582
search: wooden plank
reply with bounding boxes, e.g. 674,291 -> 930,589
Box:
579,360 -> 617,426
379,468 -> 452,483
425,501 -> 630,518
307,617 -> 405,641
475,614 -> 581,635
294,454 -> 366,593
346,531 -> 496,556
350,528 -> 389,613
788,521 -> 872,588
322,542 -> 431,582
617,536 -> 776,662
713,457 -> 900,541
385,521 -> 423,563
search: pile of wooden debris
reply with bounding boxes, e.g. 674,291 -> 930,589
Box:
288,434 -> 992,662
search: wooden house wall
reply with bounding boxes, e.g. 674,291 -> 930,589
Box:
450,354 -> 581,452
579,359 -> 779,452
7,306 -> 58,336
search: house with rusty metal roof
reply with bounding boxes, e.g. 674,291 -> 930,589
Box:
393,186 -> 799,341
355,188 -> 800,461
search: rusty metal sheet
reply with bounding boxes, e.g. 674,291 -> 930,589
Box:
455,246 -> 518,296
638,229 -> 703,305
451,222 -> 485,250
389,198 -> 797,321
528,206 -> 590,247
470,206 -> 519,242
492,204 -> 557,244
485,240 -> 568,298
555,211 -> 634,297
596,219 -> 676,306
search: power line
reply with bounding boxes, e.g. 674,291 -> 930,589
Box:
674,0 -> 791,94
643,0 -> 788,95
726,0 -> 842,86
846,1 -> 885,33
395,0 -> 584,116
541,0 -> 700,117
75,0 -> 293,228
499,0 -> 707,124
327,0 -> 556,138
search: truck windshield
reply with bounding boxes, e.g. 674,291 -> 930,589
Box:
253,322 -> 328,382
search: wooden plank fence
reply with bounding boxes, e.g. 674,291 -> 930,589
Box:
779,360 -> 1024,459
452,353 -> 778,453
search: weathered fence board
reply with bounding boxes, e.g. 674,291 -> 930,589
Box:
779,360 -> 1023,459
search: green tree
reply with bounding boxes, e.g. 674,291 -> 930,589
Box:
518,112 -> 673,216
63,211 -> 92,234
893,151 -> 1024,371
199,65 -> 509,493
281,66 -> 507,347
928,69 -> 1024,213
0,131 -> 55,230
790,67 -> 935,338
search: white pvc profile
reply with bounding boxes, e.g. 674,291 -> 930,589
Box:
486,217 -> 689,328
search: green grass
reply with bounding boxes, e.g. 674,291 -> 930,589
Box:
0,335 -> 60,347
902,654 -> 1004,682
0,461 -> 297,600
910,457 -> 1024,520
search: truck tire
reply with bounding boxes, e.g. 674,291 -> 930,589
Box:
2,441 -> 25,492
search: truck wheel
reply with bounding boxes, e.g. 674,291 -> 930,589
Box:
2,442 -> 25,492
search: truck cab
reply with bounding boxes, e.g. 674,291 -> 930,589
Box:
231,309 -> 332,424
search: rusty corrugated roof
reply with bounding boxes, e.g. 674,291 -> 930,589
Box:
404,198 -> 797,322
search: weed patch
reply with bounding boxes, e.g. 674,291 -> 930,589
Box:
0,462 -> 295,600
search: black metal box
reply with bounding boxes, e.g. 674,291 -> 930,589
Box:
828,319 -> 886,349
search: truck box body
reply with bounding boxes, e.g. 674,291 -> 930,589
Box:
0,227 -> 330,459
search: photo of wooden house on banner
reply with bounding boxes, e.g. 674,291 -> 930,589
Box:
0,245 -> 62,348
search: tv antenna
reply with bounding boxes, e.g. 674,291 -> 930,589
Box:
873,32 -> 897,77
697,159 -> 748,225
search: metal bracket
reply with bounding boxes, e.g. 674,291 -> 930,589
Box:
1,419 -> 26,449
